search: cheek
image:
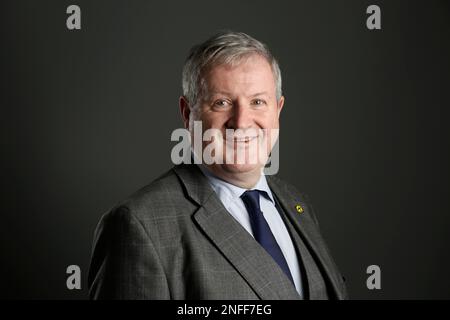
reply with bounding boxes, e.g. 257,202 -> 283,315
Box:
272,118 -> 280,129
270,108 -> 281,127
257,111 -> 280,129
200,113 -> 228,130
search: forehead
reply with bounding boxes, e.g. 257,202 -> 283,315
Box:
203,54 -> 276,95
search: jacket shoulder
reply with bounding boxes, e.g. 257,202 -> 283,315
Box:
268,174 -> 313,203
105,167 -> 192,222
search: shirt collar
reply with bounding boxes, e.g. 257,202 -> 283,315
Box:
197,163 -> 275,203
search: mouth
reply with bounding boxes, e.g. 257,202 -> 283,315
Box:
233,136 -> 258,143
224,135 -> 259,150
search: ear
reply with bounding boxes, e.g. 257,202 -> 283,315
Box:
277,96 -> 285,118
179,96 -> 191,129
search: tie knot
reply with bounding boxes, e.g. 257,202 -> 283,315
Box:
241,190 -> 262,212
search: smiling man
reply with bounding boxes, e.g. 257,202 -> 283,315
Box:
88,31 -> 348,300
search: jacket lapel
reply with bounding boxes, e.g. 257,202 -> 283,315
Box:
174,164 -> 300,300
267,176 -> 346,299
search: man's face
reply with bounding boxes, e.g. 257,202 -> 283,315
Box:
188,54 -> 284,180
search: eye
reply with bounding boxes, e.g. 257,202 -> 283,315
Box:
252,99 -> 266,106
213,99 -> 231,108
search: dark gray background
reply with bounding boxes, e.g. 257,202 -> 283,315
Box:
1,0 -> 449,299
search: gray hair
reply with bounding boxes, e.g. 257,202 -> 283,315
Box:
182,31 -> 282,109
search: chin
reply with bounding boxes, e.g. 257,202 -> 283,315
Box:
220,163 -> 262,175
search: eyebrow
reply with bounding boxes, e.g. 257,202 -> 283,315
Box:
208,91 -> 232,97
248,92 -> 268,98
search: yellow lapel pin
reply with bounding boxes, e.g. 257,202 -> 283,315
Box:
295,204 -> 304,214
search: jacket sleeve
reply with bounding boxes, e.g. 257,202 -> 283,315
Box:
87,206 -> 170,299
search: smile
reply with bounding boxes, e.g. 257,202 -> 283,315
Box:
233,136 -> 258,143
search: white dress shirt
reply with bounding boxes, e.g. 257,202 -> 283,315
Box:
197,164 -> 303,297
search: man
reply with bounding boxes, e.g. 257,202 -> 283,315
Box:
88,31 -> 348,299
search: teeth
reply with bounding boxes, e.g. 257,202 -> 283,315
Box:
234,136 -> 257,141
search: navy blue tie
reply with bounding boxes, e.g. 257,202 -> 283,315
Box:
241,190 -> 294,284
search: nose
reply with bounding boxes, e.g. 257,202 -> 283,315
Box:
226,100 -> 254,129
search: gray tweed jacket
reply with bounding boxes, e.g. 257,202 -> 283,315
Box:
88,164 -> 348,300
